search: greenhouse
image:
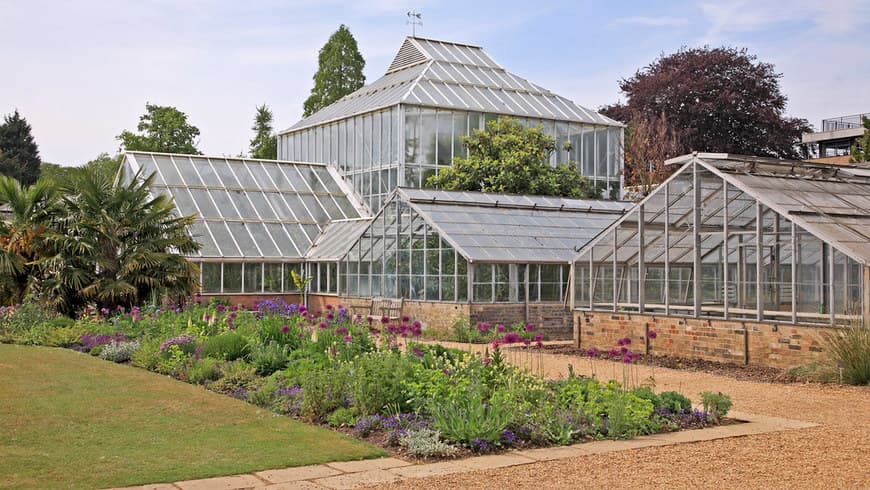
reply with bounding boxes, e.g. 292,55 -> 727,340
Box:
120,151 -> 369,296
278,36 -> 625,211
342,188 -> 631,305
572,153 -> 870,326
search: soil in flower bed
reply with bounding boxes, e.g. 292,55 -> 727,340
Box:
538,345 -> 806,384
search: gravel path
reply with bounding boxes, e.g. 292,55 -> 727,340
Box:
372,343 -> 870,489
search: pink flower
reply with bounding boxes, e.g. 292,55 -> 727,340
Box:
319,322 -> 327,329
497,324 -> 506,333
412,346 -> 423,358
343,335 -> 352,342
524,323 -> 535,332
491,340 -> 500,350
281,325 -> 289,334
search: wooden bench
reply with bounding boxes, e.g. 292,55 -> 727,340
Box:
361,297 -> 404,322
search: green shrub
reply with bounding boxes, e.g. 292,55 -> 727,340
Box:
186,357 -> 222,385
249,341 -> 291,376
299,363 -> 351,421
824,325 -> 870,385
631,386 -> 661,408
210,360 -> 262,395
658,391 -> 693,413
788,362 -> 838,383
327,407 -> 357,427
99,341 -> 141,362
398,428 -> 457,457
429,388 -> 512,446
700,392 -> 733,422
131,338 -> 162,371
351,351 -> 413,415
248,383 -> 278,408
155,344 -> 190,376
42,324 -> 89,347
605,392 -> 654,438
201,332 -> 249,361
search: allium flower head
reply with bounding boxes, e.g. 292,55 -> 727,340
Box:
647,330 -> 657,340
524,323 -> 535,332
477,322 -> 491,333
497,324 -> 506,333
343,335 -> 352,342
412,346 -> 423,358
281,325 -> 290,334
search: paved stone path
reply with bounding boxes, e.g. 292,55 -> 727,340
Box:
111,411 -> 814,490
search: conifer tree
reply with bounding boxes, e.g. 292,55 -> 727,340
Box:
0,110 -> 42,185
303,25 -> 366,117
249,104 -> 277,159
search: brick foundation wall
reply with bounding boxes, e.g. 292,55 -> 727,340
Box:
574,310 -> 834,369
472,303 -> 573,340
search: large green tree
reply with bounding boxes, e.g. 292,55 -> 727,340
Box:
427,117 -> 596,198
850,117 -> 870,163
0,110 -> 42,185
41,163 -> 200,314
117,103 -> 201,154
303,25 -> 366,117
249,104 -> 277,159
603,46 -> 810,160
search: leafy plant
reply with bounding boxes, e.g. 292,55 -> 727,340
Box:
201,332 -> 249,361
186,357 -> 222,385
658,391 -> 692,413
429,389 -> 512,447
209,360 -> 262,395
700,392 -> 733,423
398,428 -> 457,458
824,325 -> 870,385
351,351 -> 413,415
99,340 -> 141,362
299,363 -> 351,421
249,340 -> 291,376
130,338 -> 162,371
327,407 -> 357,427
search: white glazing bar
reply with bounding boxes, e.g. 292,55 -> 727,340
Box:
612,229 -> 617,312
693,163 -> 701,318
756,202 -> 763,321
638,204 -> 645,313
723,180 -> 729,319
829,245 -> 836,325
791,223 -> 797,324
665,182 -> 670,316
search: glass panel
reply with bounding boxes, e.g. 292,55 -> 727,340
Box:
172,156 -> 202,186
421,108 -> 436,165
243,263 -> 262,293
208,223 -> 241,257
264,263 -> 283,293
202,262 -> 221,293
189,189 -> 218,217
223,263 -> 242,292
248,223 -> 280,257
436,111 -> 452,165
152,156 -> 182,184
226,222 -> 260,256
189,221 -> 219,257
283,263 -> 303,292
405,106 -> 420,163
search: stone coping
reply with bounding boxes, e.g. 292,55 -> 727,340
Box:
109,411 -> 816,490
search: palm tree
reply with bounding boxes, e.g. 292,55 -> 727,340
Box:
44,161 -> 200,313
0,175 -> 58,305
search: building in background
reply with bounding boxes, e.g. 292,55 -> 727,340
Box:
801,113 -> 869,164
278,37 -> 624,211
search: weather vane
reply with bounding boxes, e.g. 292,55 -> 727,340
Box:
406,10 -> 422,37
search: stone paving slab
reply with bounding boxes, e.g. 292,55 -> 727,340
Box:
325,457 -> 411,473
256,465 -> 342,483
110,412 -> 819,490
388,461 -> 468,478
313,469 -> 401,489
174,474 -> 264,490
454,453 -> 538,470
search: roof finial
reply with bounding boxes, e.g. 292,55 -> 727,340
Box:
406,10 -> 422,37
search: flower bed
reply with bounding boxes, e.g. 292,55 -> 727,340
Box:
2,298 -> 732,459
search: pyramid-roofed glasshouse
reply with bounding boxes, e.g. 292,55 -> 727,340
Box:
285,37 -> 621,133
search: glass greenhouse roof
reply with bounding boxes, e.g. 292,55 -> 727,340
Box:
283,36 -> 621,133
394,188 -> 632,263
695,154 -> 870,265
122,152 -> 368,260
306,218 -> 372,261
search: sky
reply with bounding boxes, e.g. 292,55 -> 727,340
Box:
2,0 -> 869,166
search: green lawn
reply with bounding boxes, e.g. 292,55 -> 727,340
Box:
0,344 -> 385,489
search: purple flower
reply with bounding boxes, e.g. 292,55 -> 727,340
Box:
497,324 -> 506,333
491,340 -> 500,351
336,326 -> 348,335
326,304 -> 333,310
586,347 -> 600,358
647,330 -> 657,340
609,348 -> 620,357
524,323 -> 535,332
326,312 -> 334,320
343,335 -> 352,342
402,315 -> 410,323
533,333 -> 544,342
502,332 -> 522,344
281,325 -> 290,334
477,322 -> 491,333
501,429 -> 516,445
319,322 -> 327,329
381,316 -> 389,324
412,346 -> 423,358
159,334 -> 195,352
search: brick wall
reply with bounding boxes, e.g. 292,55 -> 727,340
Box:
574,310 -> 834,369
472,303 -> 573,340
